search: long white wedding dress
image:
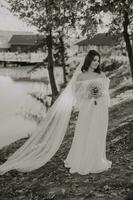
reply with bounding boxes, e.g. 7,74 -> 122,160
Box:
64,77 -> 112,175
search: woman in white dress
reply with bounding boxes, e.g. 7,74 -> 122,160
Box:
0,50 -> 111,175
64,50 -> 112,174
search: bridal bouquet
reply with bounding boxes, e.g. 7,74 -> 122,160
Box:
87,81 -> 104,105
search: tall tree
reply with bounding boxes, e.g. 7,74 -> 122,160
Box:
7,0 -> 78,102
7,0 -> 58,101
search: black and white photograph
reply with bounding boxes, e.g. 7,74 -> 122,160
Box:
0,0 -> 133,199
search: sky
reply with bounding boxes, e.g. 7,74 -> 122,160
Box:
0,0 -> 37,32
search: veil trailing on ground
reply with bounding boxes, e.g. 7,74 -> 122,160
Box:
0,55 -> 84,174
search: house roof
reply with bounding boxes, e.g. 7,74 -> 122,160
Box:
9,35 -> 44,46
0,30 -> 34,49
75,33 -> 120,46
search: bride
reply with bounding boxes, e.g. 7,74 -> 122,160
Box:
64,50 -> 112,174
0,50 -> 112,175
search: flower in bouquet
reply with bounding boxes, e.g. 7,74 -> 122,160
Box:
87,81 -> 104,105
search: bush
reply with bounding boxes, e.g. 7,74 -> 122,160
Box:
101,59 -> 122,72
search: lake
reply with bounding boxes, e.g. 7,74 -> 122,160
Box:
0,66 -> 64,148
0,74 -> 48,148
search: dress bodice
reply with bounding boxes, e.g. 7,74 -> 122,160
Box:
74,77 -> 110,110
75,77 -> 109,97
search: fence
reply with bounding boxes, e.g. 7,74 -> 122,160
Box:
0,52 -> 47,63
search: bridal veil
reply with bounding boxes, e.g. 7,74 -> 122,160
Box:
0,55 -> 84,174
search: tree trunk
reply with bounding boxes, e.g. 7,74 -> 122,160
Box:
46,31 -> 59,103
59,35 -> 67,84
123,11 -> 133,81
123,11 -> 133,151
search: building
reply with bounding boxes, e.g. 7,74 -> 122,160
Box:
0,30 -> 33,52
0,31 -> 47,65
75,33 -> 122,56
9,34 -> 45,52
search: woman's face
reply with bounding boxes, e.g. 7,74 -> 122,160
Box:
89,55 -> 99,71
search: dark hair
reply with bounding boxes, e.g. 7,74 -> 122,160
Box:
81,50 -> 101,74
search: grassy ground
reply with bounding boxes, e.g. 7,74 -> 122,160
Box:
0,96 -> 133,200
